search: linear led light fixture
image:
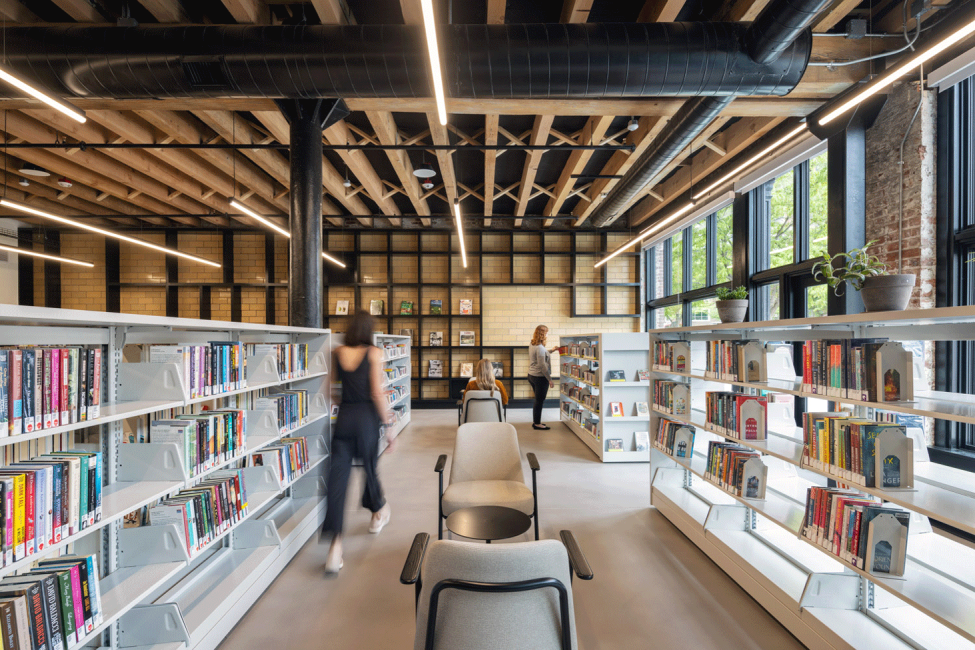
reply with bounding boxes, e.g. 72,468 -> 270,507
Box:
819,13 -> 975,126
691,124 -> 808,200
594,202 -> 697,268
230,199 -> 290,238
0,198 -> 221,267
0,67 -> 86,124
421,0 -> 448,125
0,243 -> 93,267
454,199 -> 467,268
230,199 -> 346,267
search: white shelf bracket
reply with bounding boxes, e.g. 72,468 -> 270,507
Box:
799,573 -> 862,611
117,443 -> 190,482
293,476 -> 326,498
246,352 -> 282,385
119,361 -> 188,402
232,519 -> 282,549
117,604 -> 190,648
704,504 -> 750,531
246,409 -> 280,438
119,523 -> 191,567
240,465 -> 284,493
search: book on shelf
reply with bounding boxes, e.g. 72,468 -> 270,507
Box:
802,413 -> 912,488
369,300 -> 384,316
148,468 -> 248,557
801,339 -> 916,403
149,342 -> 246,399
606,439 -> 624,451
653,381 -> 690,416
459,331 -> 475,346
652,341 -> 690,372
459,299 -> 473,315
429,299 -> 442,315
460,363 -> 474,377
704,393 -> 767,441
801,486 -> 910,575
606,370 -> 626,382
635,402 -> 649,417
335,300 -> 349,315
704,340 -> 792,383
247,343 -> 309,380
636,370 -> 650,382
634,431 -> 649,452
609,402 -> 623,417
704,442 -> 767,499
428,360 -> 443,378
248,437 -> 310,486
653,419 -> 695,458
429,332 -> 443,347
400,301 -> 414,316
491,362 -> 503,378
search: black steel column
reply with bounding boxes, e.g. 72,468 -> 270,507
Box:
276,98 -> 349,328
826,120 -> 866,315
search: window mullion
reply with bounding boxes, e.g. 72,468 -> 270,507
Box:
707,213 -> 718,287
795,162 -> 810,262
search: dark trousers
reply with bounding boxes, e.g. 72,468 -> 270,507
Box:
527,374 -> 549,425
321,403 -> 386,538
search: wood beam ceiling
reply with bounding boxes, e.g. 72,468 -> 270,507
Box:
366,111 -> 432,226
220,0 -> 270,23
137,0 -> 188,22
0,0 -> 37,21
514,115 -> 555,227
544,115 -> 614,227
323,121 -> 402,225
561,0 -> 595,23
50,0 -> 102,22
483,115 -> 499,227
311,0 -> 356,24
717,0 -> 771,21
486,0 -> 507,24
638,0 -> 686,22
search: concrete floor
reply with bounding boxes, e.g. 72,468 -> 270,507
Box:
219,408 -> 804,649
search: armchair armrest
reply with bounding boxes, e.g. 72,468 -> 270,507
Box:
434,454 -> 447,473
559,530 -> 593,580
400,533 -> 430,585
527,453 -> 540,472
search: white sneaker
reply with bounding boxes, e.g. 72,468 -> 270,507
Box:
369,510 -> 391,534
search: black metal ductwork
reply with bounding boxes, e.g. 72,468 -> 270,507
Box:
588,0 -> 828,228
0,23 -> 810,100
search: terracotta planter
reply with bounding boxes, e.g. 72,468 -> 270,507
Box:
860,274 -> 916,312
716,299 -> 748,323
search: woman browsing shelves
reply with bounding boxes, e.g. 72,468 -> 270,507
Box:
321,310 -> 396,576
463,358 -> 509,405
528,325 -> 557,430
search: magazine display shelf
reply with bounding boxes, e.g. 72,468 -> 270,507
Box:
649,305 -> 975,650
559,332 -> 649,463
0,305 -> 331,650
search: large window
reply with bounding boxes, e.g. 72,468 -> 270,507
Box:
647,205 -> 734,327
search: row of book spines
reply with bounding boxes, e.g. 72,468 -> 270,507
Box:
802,416 -> 903,487
0,347 -> 102,438
149,411 -> 247,478
0,554 -> 103,650
384,385 -> 408,405
257,390 -> 309,435
801,487 -> 909,573
0,453 -> 103,567
704,442 -> 760,492
801,339 -> 887,401
653,419 -> 695,457
150,469 -> 248,557
651,342 -> 689,368
148,343 -> 246,400
652,382 -> 689,412
251,438 -> 310,485
248,343 -> 310,380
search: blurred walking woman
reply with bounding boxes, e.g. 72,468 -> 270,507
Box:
321,310 -> 395,575
527,325 -> 554,430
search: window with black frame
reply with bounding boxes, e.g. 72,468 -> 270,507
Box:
645,205 -> 733,328
937,73 -> 975,456
750,150 -> 829,321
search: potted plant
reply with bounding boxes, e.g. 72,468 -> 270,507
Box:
715,286 -> 749,323
811,241 -> 915,312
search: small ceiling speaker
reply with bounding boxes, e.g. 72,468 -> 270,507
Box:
57,178 -> 73,188
421,179 -> 434,190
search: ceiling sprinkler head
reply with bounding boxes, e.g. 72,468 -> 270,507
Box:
57,178 -> 72,188
18,178 -> 29,187
627,118 -> 639,132
421,179 -> 435,190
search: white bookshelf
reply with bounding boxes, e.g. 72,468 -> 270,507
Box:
559,332 -> 650,463
375,333 -> 412,454
649,305 -> 975,650
0,305 -> 330,650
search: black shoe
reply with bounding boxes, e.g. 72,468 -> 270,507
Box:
533,424 -> 550,430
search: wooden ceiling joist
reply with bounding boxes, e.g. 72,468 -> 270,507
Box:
220,0 -> 270,23
483,115 -> 499,227
0,0 -> 38,21
323,120 -> 402,225
366,111 -> 432,226
50,0 -> 102,22
717,0 -> 772,21
544,115 -> 615,227
514,115 -> 555,227
487,0 -> 506,24
561,0 -> 596,23
137,0 -> 188,22
426,114 -> 459,206
249,111 -> 373,226
638,0 -> 686,22
630,117 -> 790,227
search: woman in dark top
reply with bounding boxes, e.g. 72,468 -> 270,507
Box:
321,310 -> 394,575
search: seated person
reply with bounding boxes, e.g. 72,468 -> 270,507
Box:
463,358 -> 509,405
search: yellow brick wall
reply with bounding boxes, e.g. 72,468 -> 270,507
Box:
359,255 -> 388,284
241,287 -> 265,323
60,234 -> 106,311
179,287 -> 201,319
178,233 -> 222,283
233,233 -> 266,283
120,234 -> 167,283
121,286 -> 166,316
